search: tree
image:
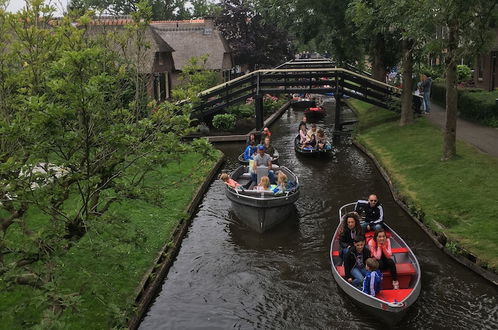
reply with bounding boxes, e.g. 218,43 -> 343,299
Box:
0,0 -> 195,318
215,0 -> 293,70
427,0 -> 497,160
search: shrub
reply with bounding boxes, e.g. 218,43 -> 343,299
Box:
228,103 -> 254,119
212,113 -> 236,130
430,82 -> 498,127
457,65 -> 472,83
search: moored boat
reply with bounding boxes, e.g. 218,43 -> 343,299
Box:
238,148 -> 279,165
304,105 -> 326,119
225,165 -> 300,233
291,97 -> 316,110
294,135 -> 334,157
330,202 -> 421,325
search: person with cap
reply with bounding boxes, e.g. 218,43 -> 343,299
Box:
251,144 -> 275,184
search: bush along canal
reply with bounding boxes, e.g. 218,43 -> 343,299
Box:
0,150 -> 223,329
139,97 -> 498,329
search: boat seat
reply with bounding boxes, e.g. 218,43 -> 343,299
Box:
331,247 -> 409,257
335,263 -> 416,289
364,231 -> 392,239
240,173 -> 252,179
376,289 -> 413,303
241,189 -> 274,197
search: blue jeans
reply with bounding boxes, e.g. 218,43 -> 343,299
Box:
361,222 -> 383,232
251,170 -> 275,185
351,267 -> 367,288
423,92 -> 431,113
340,247 -> 350,260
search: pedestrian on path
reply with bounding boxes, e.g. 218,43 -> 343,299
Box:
420,73 -> 432,114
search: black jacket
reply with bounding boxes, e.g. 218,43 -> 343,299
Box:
344,247 -> 371,279
339,228 -> 361,249
355,200 -> 384,225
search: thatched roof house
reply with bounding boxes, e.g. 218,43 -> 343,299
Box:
151,19 -> 233,86
86,17 -> 233,100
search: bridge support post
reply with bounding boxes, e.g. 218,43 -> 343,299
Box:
333,92 -> 342,143
255,94 -> 264,132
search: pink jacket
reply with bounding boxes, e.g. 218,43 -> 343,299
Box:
299,130 -> 307,144
368,238 -> 392,259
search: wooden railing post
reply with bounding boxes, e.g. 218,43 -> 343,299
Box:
333,71 -> 342,143
255,94 -> 264,131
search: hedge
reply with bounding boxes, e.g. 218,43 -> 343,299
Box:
430,82 -> 498,127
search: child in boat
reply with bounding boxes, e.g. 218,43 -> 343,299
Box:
273,171 -> 288,193
339,212 -> 363,259
254,176 -> 271,191
368,228 -> 399,290
316,129 -> 331,150
362,258 -> 382,296
219,173 -> 241,188
345,235 -> 370,289
263,136 -> 276,157
260,127 -> 272,143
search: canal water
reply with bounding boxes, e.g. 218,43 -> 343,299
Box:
140,99 -> 498,329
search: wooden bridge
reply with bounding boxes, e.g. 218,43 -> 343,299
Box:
193,59 -> 415,134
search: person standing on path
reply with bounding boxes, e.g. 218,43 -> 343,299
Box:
420,73 -> 432,114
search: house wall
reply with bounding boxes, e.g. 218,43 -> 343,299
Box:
474,29 -> 498,91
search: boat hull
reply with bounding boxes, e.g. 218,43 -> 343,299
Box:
226,191 -> 299,233
291,99 -> 316,110
294,136 -> 334,157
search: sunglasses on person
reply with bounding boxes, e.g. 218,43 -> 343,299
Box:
369,199 -> 377,202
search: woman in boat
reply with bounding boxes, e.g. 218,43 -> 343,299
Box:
254,176 -> 271,191
339,212 -> 363,258
243,140 -> 257,161
303,131 -> 317,149
306,123 -> 318,141
246,133 -> 257,146
368,229 -> 399,290
263,136 -> 275,157
219,173 -> 241,188
299,123 -> 307,145
298,116 -> 307,132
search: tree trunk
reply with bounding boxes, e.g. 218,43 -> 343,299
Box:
400,39 -> 414,126
442,25 -> 458,161
371,34 -> 387,82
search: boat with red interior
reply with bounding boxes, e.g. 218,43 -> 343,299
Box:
330,202 -> 421,325
304,105 -> 326,119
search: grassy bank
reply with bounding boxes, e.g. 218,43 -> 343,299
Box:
347,99 -> 498,272
0,150 -> 222,328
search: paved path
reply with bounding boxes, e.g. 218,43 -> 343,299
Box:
426,103 -> 498,158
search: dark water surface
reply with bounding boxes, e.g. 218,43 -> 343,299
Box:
140,100 -> 498,329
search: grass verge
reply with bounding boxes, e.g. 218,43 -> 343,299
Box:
0,150 -> 223,329
347,99 -> 498,272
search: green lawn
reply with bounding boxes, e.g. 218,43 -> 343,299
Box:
0,150 -> 222,329
348,99 -> 498,271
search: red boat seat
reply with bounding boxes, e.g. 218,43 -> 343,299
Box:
309,107 -> 321,111
377,289 -> 413,303
364,231 -> 391,239
335,263 -> 416,289
331,247 -> 407,257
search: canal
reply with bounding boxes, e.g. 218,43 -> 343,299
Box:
140,99 -> 498,329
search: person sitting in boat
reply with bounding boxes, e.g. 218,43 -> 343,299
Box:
362,258 -> 382,297
260,127 -> 272,143
339,212 -> 363,259
316,129 -> 332,150
251,145 -> 275,184
306,123 -> 318,141
273,171 -> 288,193
254,176 -> 271,191
299,123 -> 308,145
303,134 -> 316,149
263,136 -> 276,157
345,235 -> 371,289
298,116 -> 307,132
355,195 -> 384,232
243,140 -> 257,161
246,133 -> 257,146
368,229 -> 399,290
219,173 -> 241,189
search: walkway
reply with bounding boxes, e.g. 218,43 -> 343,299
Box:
426,103 -> 498,158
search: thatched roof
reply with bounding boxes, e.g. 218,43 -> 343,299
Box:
151,19 -> 232,71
